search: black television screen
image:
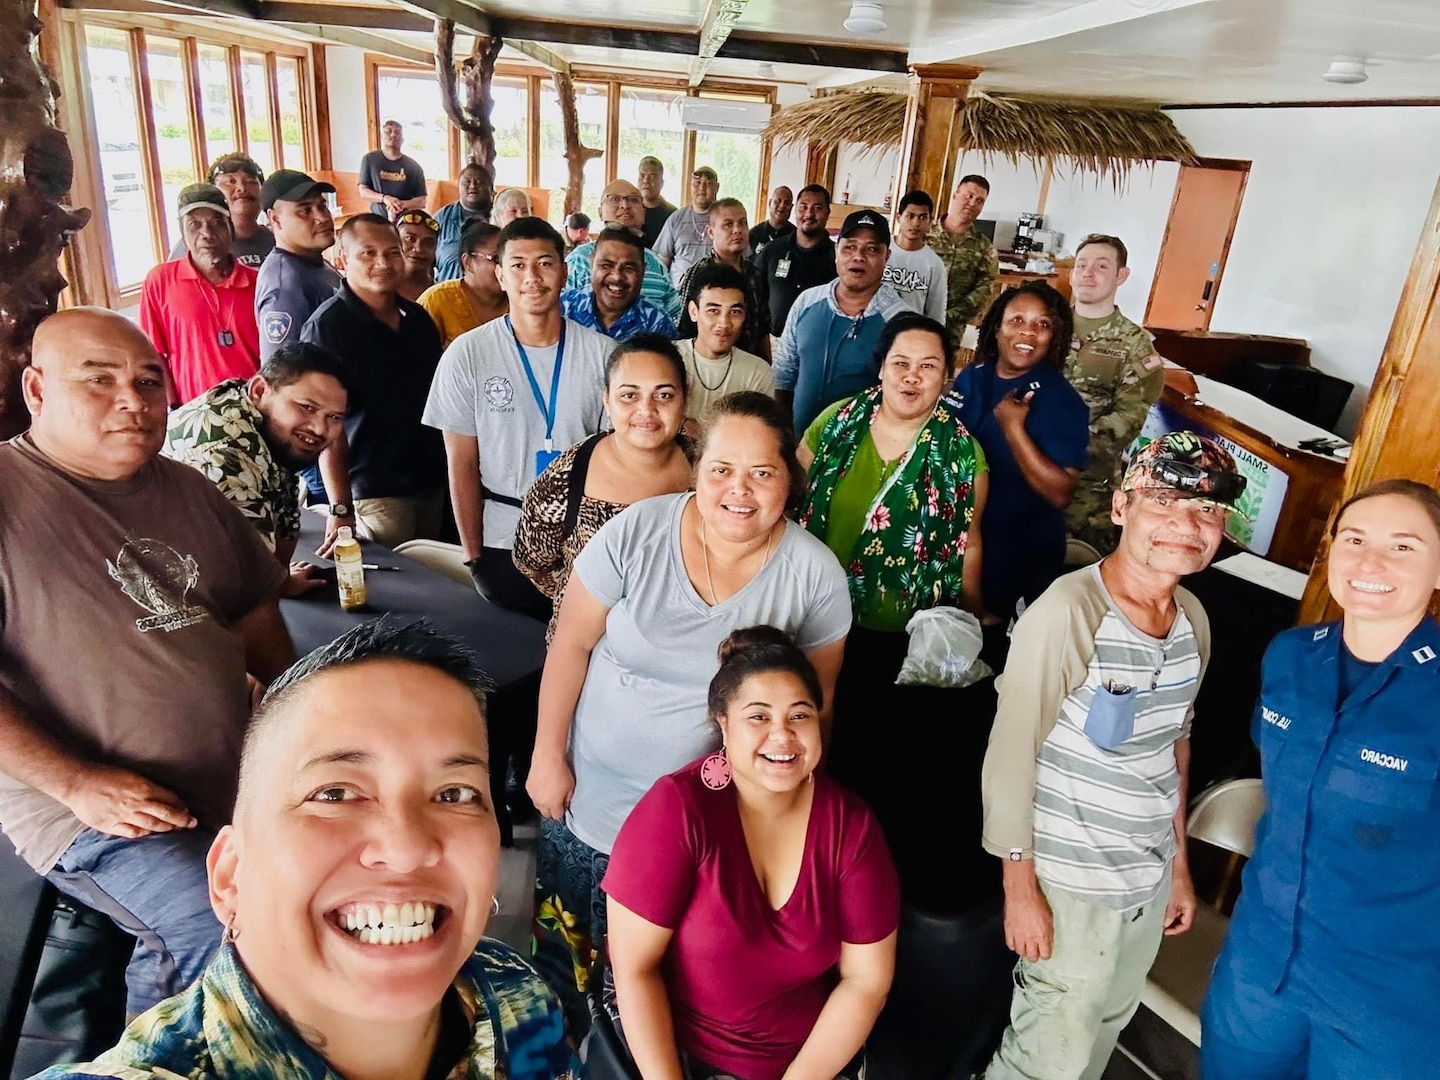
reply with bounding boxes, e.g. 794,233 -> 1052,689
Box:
973,219 -> 997,242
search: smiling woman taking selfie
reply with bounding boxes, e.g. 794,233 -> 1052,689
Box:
601,627 -> 899,1080
525,392 -> 851,1035
955,282 -> 1088,629
1201,480 -> 1440,1080
36,621 -> 578,1080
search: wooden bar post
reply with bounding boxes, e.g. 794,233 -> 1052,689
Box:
892,63 -> 980,210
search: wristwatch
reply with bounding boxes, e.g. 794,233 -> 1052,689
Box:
328,502 -> 353,518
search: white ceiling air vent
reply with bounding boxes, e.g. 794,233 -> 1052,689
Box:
681,97 -> 775,135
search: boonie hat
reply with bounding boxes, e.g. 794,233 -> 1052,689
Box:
838,209 -> 891,246
208,152 -> 264,184
1121,431 -> 1247,510
177,183 -> 230,220
260,168 -> 336,211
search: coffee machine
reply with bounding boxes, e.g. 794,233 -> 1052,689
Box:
1013,212 -> 1043,256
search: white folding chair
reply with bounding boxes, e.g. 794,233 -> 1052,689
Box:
393,539 -> 473,589
1142,778 -> 1266,1046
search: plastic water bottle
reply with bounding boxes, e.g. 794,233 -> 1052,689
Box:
333,527 -> 367,611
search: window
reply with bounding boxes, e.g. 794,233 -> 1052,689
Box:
376,69 -> 450,182
692,92 -> 769,222
240,51 -> 274,174
538,80 -> 607,222
491,75 -> 528,187
617,87 -> 684,206
78,21 -> 311,297
145,36 -> 195,251
85,25 -> 153,290
196,44 -> 235,167
275,56 -> 305,170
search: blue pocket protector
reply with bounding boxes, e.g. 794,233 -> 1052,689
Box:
1084,682 -> 1139,751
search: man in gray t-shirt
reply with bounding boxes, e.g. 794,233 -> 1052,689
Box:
883,189 -> 949,323
422,216 -> 609,617
653,166 -> 720,287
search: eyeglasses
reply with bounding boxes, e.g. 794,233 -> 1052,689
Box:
464,251 -> 498,263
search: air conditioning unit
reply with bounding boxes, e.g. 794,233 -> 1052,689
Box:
681,98 -> 774,135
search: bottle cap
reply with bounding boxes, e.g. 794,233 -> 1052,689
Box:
337,526 -> 354,542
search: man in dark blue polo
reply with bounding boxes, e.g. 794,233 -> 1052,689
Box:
561,228 -> 676,341
254,169 -> 340,360
300,214 -> 447,553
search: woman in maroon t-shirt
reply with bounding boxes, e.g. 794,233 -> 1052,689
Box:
603,626 -> 901,1080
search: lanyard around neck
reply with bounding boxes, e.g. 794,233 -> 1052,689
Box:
506,316 -> 565,447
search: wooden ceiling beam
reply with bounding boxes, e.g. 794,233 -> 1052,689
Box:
275,22 -> 434,65
690,0 -> 748,87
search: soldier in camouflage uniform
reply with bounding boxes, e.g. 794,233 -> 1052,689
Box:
928,174 -> 1000,343
1063,233 -> 1165,553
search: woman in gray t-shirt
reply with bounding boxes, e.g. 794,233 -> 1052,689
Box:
525,392 -> 852,1034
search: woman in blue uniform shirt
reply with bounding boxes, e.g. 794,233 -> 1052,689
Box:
954,282 -> 1088,626
1201,479 -> 1440,1080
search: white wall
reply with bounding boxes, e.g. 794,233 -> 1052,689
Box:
325,46 -> 369,172
1170,107 -> 1440,435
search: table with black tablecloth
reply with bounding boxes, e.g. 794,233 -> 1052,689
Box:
283,514 -> 548,845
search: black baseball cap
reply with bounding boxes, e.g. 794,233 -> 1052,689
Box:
259,169 -> 336,211
839,209 -> 891,246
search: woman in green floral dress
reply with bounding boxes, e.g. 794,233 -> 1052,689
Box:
796,312 -> 989,906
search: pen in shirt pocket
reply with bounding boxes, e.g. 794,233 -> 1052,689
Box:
1105,679 -> 1134,695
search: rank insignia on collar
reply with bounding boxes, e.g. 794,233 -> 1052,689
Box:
1313,626 -> 1330,641
1413,645 -> 1437,664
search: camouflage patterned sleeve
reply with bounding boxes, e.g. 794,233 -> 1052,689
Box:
1093,348 -> 1165,464
953,243 -> 999,330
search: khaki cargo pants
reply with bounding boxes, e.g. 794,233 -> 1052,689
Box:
985,870 -> 1171,1080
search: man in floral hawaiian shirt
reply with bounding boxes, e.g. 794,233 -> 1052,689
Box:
165,342 -> 350,584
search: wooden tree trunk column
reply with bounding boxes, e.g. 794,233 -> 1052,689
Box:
891,64 -> 981,211
435,19 -> 502,189
1299,173 -> 1440,623
553,70 -> 601,216
0,0 -> 92,439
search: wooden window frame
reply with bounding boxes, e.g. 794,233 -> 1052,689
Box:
68,10 -> 317,303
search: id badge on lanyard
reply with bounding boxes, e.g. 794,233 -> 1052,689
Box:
509,317 -> 566,477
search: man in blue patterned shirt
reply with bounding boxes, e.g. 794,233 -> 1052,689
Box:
37,619 -> 579,1080
561,228 -> 677,342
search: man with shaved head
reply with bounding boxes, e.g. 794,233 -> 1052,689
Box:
0,308 -> 295,1017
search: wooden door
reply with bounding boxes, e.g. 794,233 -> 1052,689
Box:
1145,161 -> 1250,331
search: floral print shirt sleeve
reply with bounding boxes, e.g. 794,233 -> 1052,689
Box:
163,378 -> 299,552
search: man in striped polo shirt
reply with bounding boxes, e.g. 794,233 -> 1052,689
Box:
981,431 -> 1247,1080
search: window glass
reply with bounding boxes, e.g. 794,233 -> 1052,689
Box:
538,80 -> 607,223
491,75 -> 528,188
84,25 -> 153,289
616,86 -> 684,207
275,56 -> 305,170
196,44 -> 235,167
145,36 -> 197,251
376,70 -> 450,182
239,51 -> 274,175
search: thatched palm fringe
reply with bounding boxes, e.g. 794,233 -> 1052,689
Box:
763,90 -> 1198,182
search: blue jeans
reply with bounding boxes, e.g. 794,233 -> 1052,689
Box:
46,827 -> 221,1015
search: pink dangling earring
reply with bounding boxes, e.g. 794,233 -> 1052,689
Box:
700,748 -> 733,790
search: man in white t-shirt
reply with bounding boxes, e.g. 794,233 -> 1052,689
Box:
675,261 -> 774,425
883,189 -> 948,323
423,216 -> 610,619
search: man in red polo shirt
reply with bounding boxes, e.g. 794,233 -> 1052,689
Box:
139,183 -> 261,406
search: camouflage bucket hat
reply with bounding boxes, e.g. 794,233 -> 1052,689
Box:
1121,430 -> 1247,510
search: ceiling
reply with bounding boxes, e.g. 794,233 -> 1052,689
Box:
92,0 -> 1440,101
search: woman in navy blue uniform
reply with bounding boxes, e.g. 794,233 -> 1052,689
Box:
954,281 -> 1089,625
1202,479 -> 1440,1079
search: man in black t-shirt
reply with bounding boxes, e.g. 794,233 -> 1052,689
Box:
638,155 -> 677,248
748,185 -> 795,261
358,120 -> 428,220
758,183 -> 837,333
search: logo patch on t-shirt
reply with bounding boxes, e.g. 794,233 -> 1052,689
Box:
106,538 -> 210,633
484,376 -> 514,410
262,311 -> 293,344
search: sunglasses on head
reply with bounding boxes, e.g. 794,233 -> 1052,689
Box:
1147,460 -> 1247,504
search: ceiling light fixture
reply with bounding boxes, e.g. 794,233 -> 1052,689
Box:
843,1 -> 887,34
1322,56 -> 1368,84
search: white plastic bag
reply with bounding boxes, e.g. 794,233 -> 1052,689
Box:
896,606 -> 993,688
